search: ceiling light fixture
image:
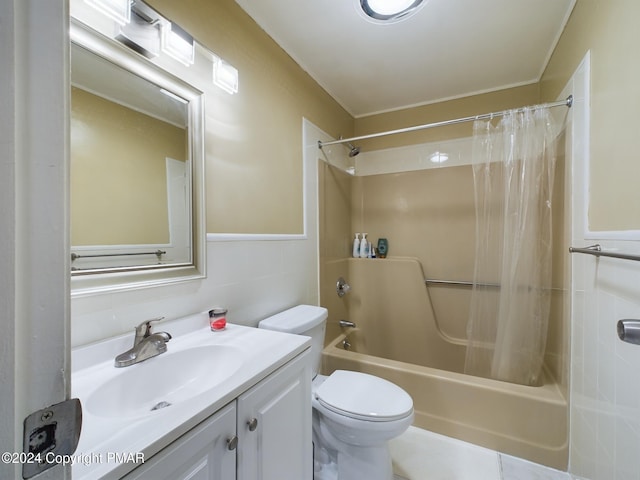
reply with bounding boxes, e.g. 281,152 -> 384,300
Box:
360,0 -> 425,22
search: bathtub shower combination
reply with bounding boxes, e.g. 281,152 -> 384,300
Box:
324,327 -> 567,467
322,258 -> 567,470
319,100 -> 570,471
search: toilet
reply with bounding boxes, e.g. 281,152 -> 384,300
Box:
259,305 -> 414,480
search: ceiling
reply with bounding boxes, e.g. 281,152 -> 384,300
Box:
234,0 -> 576,118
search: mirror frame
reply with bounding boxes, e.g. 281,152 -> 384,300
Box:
70,19 -> 206,296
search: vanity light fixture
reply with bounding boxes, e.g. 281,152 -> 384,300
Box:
85,0 -> 131,25
429,151 -> 449,164
212,56 -> 239,94
115,2 -> 162,59
160,21 -> 195,66
360,0 -> 425,22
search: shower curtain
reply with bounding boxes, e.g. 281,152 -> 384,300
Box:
464,107 -> 557,386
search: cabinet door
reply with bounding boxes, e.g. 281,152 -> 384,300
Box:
237,350 -> 312,480
122,402 -> 237,480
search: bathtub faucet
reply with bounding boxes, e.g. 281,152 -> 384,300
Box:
336,277 -> 351,297
339,320 -> 356,328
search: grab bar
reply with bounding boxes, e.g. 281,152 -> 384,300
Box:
425,279 -> 500,289
569,244 -> 640,263
71,250 -> 166,261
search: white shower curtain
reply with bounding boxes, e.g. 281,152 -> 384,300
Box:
464,107 -> 557,386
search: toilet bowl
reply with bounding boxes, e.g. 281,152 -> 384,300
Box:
258,305 -> 414,480
312,371 -> 414,480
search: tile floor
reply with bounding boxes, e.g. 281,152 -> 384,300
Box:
389,427 -> 577,480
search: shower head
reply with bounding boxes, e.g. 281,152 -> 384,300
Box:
347,142 -> 360,157
322,136 -> 361,157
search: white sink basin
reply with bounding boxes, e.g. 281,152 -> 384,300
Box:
85,345 -> 243,418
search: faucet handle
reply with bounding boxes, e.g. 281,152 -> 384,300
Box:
134,317 -> 165,343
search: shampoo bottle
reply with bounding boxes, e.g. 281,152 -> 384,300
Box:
377,238 -> 388,258
352,233 -> 361,258
360,233 -> 369,258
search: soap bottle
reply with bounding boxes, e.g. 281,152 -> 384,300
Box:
360,233 -> 369,258
377,238 -> 388,258
352,233 -> 361,258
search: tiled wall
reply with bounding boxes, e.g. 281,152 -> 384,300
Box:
569,53 -> 640,480
571,241 -> 640,479
71,238 -> 318,346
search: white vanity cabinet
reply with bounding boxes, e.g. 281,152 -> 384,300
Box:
121,402 -> 237,480
237,349 -> 312,480
120,350 -> 311,480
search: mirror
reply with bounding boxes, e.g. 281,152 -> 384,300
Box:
70,20 -> 205,294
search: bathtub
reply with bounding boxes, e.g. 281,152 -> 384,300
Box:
321,328 -> 568,470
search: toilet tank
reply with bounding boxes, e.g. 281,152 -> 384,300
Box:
258,305 -> 327,378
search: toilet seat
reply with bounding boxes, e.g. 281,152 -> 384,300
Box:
314,370 -> 413,422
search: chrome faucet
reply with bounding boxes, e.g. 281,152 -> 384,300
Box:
339,320 -> 356,328
336,277 -> 351,297
114,317 -> 172,368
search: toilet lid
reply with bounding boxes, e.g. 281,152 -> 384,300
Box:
315,370 -> 413,422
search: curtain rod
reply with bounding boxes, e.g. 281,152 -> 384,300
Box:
318,95 -> 573,149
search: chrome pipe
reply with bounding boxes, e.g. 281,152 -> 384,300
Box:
318,96 -> 573,149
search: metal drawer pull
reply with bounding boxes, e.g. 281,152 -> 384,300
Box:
247,418 -> 258,431
227,435 -> 238,450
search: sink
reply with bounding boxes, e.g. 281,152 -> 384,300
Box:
85,345 -> 243,418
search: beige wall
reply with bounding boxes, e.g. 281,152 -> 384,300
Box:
344,84 -> 542,344
352,165 -> 475,341
71,87 -> 184,245
541,0 -> 640,232
354,84 -> 539,151
352,160 -> 565,378
68,0 -> 347,348
147,0 -> 354,235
